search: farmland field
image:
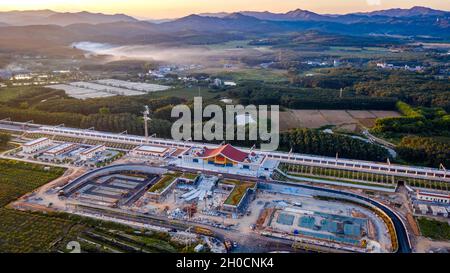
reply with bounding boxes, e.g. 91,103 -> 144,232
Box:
0,208 -> 79,252
0,159 -> 66,207
150,85 -> 218,100
201,67 -> 289,83
279,109 -> 400,132
0,159 -> 191,253
0,159 -> 74,252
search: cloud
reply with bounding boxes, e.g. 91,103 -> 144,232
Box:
71,41 -> 269,66
366,0 -> 381,6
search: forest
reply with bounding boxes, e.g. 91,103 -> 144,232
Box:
372,101 -> 450,136
396,136 -> 450,167
279,128 -> 389,162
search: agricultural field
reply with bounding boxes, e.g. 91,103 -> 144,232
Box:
0,159 -> 65,207
202,68 -> 289,83
0,159 -> 194,253
279,109 -> 400,132
0,208 -> 81,253
0,159 -> 75,253
324,46 -> 397,58
150,85 -> 219,100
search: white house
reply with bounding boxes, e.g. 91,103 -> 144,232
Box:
80,145 -> 106,161
43,143 -> 78,157
22,138 -> 52,154
416,190 -> 450,204
131,144 -> 173,158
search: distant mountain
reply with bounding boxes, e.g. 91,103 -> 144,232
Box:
198,12 -> 230,18
357,6 -> 449,17
202,9 -> 327,21
200,6 -> 449,23
0,6 -> 448,57
0,10 -> 138,26
145,19 -> 173,24
159,13 -> 273,33
283,9 -> 327,21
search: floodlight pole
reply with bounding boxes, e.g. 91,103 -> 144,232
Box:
143,105 -> 151,144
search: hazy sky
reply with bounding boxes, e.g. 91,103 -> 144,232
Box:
1,0 -> 449,19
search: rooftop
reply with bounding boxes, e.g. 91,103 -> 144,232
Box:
135,145 -> 169,154
44,143 -> 77,155
23,137 -> 49,146
193,144 -> 251,163
80,145 -> 105,155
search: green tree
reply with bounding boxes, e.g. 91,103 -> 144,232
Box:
0,133 -> 11,146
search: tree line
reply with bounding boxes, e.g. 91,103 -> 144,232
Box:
373,101 -> 450,135
279,128 -> 390,162
227,81 -> 397,110
397,136 -> 450,168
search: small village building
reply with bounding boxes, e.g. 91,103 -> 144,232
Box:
43,143 -> 78,157
416,190 -> 450,204
416,204 -> 429,214
80,145 -> 106,161
22,137 -> 52,154
131,144 -> 173,158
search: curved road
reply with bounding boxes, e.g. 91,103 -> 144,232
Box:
271,180 -> 412,253
79,164 -> 412,252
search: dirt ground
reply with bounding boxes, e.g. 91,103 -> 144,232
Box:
279,109 -> 400,132
415,237 -> 450,253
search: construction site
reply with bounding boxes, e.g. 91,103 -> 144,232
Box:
3,109 -> 439,253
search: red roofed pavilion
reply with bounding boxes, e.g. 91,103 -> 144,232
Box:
196,144 -> 250,166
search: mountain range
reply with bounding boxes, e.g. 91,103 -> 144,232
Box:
0,6 -> 448,27
0,6 -> 448,56
0,9 -> 137,26
200,6 -> 450,23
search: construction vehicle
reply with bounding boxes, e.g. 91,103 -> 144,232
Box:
193,226 -> 214,236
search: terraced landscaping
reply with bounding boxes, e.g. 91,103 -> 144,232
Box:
222,179 -> 256,206
278,162 -> 448,191
148,174 -> 176,194
180,172 -> 199,180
